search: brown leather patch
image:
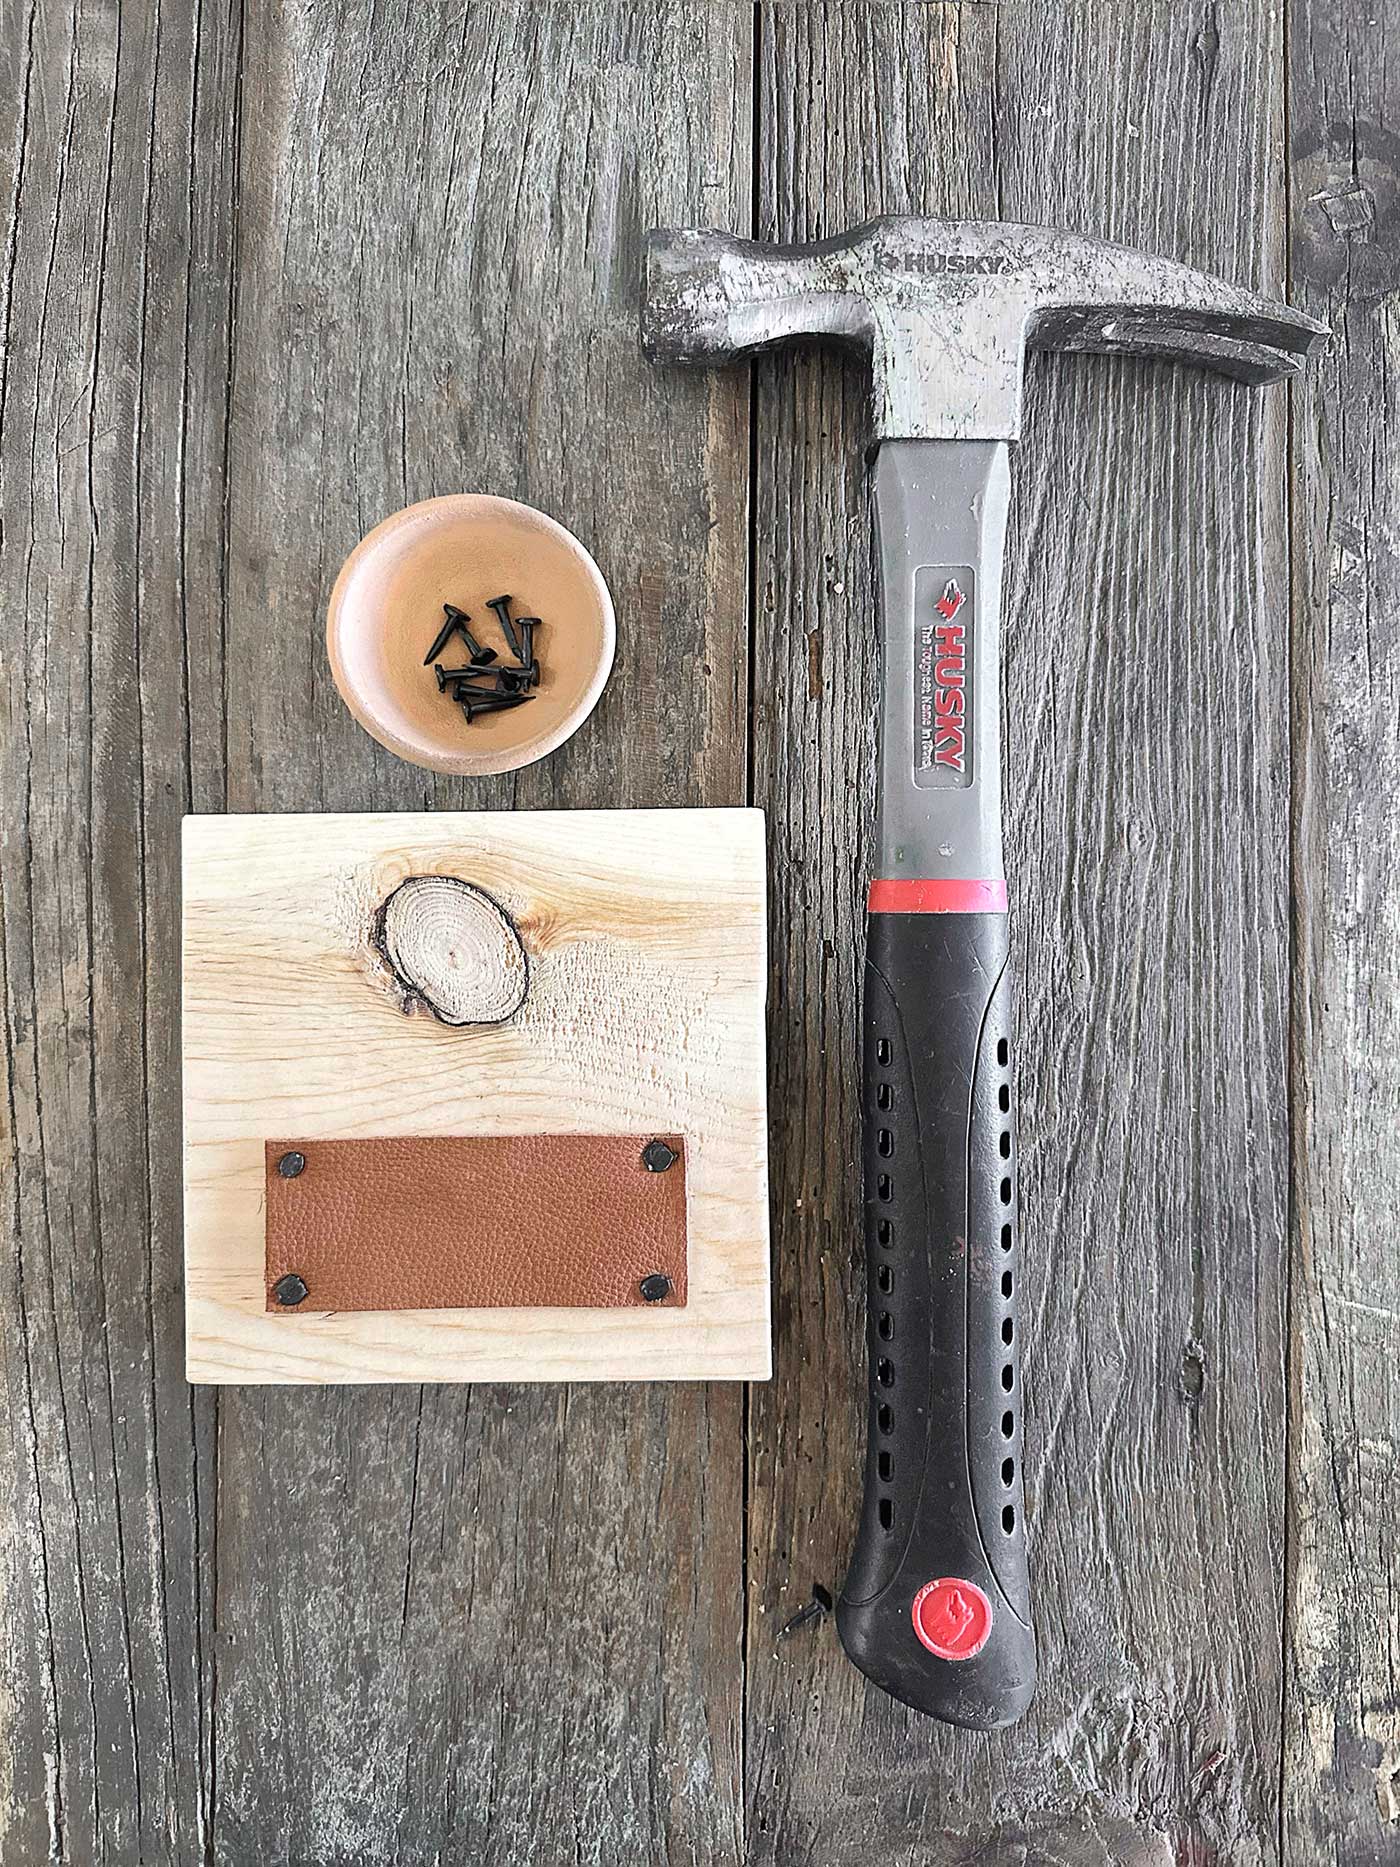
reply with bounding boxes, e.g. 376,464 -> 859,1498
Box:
264,1135 -> 687,1313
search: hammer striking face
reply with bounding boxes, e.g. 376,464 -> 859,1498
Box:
643,217 -> 1324,1733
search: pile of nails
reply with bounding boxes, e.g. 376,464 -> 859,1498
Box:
424,596 -> 542,726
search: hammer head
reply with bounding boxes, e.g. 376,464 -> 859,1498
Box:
642,219 -> 1326,441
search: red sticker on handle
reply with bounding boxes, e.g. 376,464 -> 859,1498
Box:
912,1577 -> 993,1661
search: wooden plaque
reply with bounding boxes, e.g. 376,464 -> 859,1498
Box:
181,808 -> 770,1384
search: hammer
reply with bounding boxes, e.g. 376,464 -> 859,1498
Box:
642,219 -> 1324,1730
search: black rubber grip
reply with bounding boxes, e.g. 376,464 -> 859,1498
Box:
837,909 -> 1035,1730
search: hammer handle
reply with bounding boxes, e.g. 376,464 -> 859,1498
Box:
836,906 -> 1034,1727
835,439 -> 1033,1728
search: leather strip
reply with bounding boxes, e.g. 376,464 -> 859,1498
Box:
867,878 -> 1008,914
264,1135 -> 687,1313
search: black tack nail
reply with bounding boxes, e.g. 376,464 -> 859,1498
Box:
777,1585 -> 834,1639
273,1273 -> 308,1307
423,610 -> 462,666
639,1273 -> 672,1303
276,1150 -> 306,1179
486,595 -> 521,659
642,1139 -> 678,1173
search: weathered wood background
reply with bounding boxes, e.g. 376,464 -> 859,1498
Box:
1,2 -> 1394,1862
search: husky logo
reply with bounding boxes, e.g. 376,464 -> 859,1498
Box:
935,578 -> 966,624
897,251 -> 1022,278
914,569 -> 973,790
931,592 -> 968,773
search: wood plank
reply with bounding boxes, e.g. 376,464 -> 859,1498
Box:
210,4 -> 752,1861
0,0 -> 239,1856
1286,9 -> 1400,1861
182,808 -> 769,1384
746,6 -> 1291,1861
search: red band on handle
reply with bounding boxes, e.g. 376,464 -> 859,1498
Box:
868,878 -> 1008,914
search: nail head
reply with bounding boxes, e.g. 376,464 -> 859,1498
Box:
277,1150 -> 306,1179
641,1139 -> 678,1173
273,1273 -> 308,1307
639,1273 -> 672,1303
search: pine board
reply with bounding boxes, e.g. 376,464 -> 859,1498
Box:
182,808 -> 769,1385
1285,7 -> 1400,1861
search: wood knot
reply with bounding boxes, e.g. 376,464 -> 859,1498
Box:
377,876 -> 528,1026
1179,1337 -> 1207,1402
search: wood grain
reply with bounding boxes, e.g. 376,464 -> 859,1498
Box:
0,0 -> 235,1856
746,6 -> 1292,1862
182,809 -> 769,1384
1286,9 -> 1400,1862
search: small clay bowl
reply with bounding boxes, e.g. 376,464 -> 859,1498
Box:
327,494 -> 615,776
